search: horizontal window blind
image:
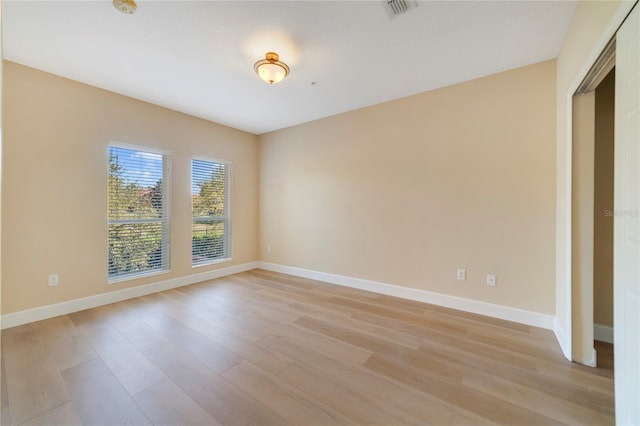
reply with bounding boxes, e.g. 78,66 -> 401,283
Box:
108,145 -> 170,280
192,158 -> 232,266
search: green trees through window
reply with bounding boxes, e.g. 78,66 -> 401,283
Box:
192,158 -> 231,265
108,145 -> 170,280
107,146 -> 231,281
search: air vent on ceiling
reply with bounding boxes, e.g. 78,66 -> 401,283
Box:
383,0 -> 418,18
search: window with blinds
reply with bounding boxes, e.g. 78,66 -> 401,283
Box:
108,144 -> 170,281
191,158 -> 232,266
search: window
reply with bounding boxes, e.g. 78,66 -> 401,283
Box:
108,144 -> 170,281
191,158 -> 232,266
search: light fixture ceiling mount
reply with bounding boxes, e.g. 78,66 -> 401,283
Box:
254,52 -> 290,85
113,0 -> 137,14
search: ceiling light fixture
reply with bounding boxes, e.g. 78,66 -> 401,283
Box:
254,52 -> 290,85
113,0 -> 137,14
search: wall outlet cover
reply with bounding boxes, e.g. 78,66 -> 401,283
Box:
486,274 -> 496,286
48,274 -> 59,286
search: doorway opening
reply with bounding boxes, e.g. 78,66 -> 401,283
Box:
571,41 -> 615,372
592,68 -> 615,374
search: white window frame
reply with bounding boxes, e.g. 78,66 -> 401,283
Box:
108,142 -> 171,283
191,156 -> 232,267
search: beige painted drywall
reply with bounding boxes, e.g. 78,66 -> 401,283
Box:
593,69 -> 615,328
1,61 -> 258,314
554,0 -> 629,356
571,91 -> 596,365
259,60 -> 556,314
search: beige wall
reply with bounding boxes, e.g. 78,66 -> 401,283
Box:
555,0 -> 631,357
259,60 -> 556,314
593,69 -> 615,328
1,61 -> 259,314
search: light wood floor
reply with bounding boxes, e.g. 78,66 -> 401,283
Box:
1,269 -> 614,425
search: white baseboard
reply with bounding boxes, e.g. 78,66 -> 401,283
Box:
594,323 -> 614,344
553,317 -> 572,361
0,262 -> 258,329
257,262 -> 554,330
572,345 -> 597,367
2,260 -> 559,334
589,347 -> 597,367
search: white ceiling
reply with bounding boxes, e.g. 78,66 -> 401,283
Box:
2,0 -> 577,135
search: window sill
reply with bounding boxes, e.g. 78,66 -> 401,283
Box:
108,269 -> 171,285
192,257 -> 232,269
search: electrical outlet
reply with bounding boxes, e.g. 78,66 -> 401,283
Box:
266,245 -> 272,254
456,269 -> 466,280
486,274 -> 496,287
48,274 -> 59,287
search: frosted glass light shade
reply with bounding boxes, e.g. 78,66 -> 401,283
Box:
254,52 -> 290,84
113,0 -> 137,14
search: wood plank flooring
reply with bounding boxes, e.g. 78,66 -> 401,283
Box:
1,269 -> 614,425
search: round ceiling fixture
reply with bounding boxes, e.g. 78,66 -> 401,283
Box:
113,0 -> 137,14
254,52 -> 290,85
